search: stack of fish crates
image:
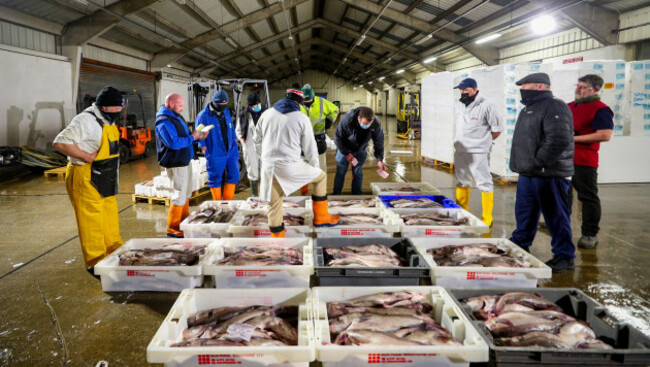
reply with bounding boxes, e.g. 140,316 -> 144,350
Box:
180,200 -> 245,238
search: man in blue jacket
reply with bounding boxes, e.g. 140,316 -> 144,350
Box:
196,90 -> 240,201
155,93 -> 208,237
333,107 -> 387,194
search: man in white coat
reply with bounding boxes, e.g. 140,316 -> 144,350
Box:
236,92 -> 265,196
254,83 -> 341,237
453,78 -> 504,226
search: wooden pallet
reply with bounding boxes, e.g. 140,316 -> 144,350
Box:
495,175 -> 519,185
44,166 -> 67,180
421,156 -> 454,170
132,186 -> 211,206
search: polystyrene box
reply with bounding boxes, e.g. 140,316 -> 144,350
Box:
203,237 -> 314,288
393,208 -> 489,236
94,238 -> 218,292
312,286 -> 489,367
147,288 -> 315,367
410,238 -> 552,288
180,200 -> 245,238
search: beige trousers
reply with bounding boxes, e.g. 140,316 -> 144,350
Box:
269,171 -> 327,227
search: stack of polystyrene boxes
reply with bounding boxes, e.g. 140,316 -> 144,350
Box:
421,71 -> 456,164
190,157 -> 208,192
628,61 -> 650,136
552,60 -> 629,136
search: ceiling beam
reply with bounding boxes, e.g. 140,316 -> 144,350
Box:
151,0 -> 309,68
0,4 -> 64,35
62,0 -> 159,46
562,2 -> 618,45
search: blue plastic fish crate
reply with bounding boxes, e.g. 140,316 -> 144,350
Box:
379,195 -> 460,209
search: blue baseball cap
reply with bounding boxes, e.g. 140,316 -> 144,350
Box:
454,78 -> 477,90
212,90 -> 229,103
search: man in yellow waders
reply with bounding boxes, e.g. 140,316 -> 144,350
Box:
53,86 -> 125,277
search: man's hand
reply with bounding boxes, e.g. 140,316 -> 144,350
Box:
239,138 -> 245,145
192,130 -> 208,140
377,161 -> 387,171
85,152 -> 98,163
347,153 -> 358,167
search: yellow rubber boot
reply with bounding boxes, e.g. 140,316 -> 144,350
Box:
166,204 -> 185,238
312,198 -> 340,227
481,191 -> 494,227
223,183 -> 236,200
456,186 -> 470,210
300,185 -> 309,196
210,187 -> 222,201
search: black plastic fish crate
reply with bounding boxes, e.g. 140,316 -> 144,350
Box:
448,288 -> 650,366
313,237 -> 430,286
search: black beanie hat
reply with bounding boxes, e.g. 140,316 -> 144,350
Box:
247,92 -> 261,106
96,86 -> 124,107
285,82 -> 304,103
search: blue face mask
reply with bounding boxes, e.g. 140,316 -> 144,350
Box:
251,104 -> 261,113
359,122 -> 371,130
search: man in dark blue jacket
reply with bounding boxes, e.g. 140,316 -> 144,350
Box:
197,90 -> 240,201
333,107 -> 386,194
508,73 -> 575,273
155,93 -> 207,237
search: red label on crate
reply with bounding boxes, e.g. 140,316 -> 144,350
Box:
425,229 -> 460,235
253,229 -> 271,237
126,270 -> 154,277
368,354 -> 438,364
467,271 -> 516,280
234,270 -> 280,277
563,56 -> 583,64
198,354 -> 264,365
341,229 -> 376,236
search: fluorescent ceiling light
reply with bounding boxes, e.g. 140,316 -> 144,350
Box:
396,69 -> 405,74
166,64 -> 172,68
423,56 -> 437,64
359,84 -> 364,88
368,81 -> 373,85
378,76 -> 385,81
475,33 -> 501,44
531,15 -> 556,35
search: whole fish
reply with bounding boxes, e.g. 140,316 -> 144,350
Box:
188,204 -> 236,224
494,292 -> 563,315
462,295 -> 500,320
118,243 -> 206,266
402,212 -> 469,226
389,198 -> 442,208
485,311 -> 575,337
334,330 -> 426,346
495,331 -> 572,348
329,199 -> 376,208
428,243 -> 507,261
436,253 -> 531,268
217,245 -> 303,266
337,291 -> 429,309
341,244 -> 399,257
247,198 -> 301,209
329,313 -> 434,335
380,186 -> 419,192
324,244 -> 403,267
403,329 -> 463,346
241,213 -> 305,226
338,213 -> 383,225
327,304 -> 431,319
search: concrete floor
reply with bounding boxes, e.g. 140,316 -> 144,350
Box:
1,116 -> 649,366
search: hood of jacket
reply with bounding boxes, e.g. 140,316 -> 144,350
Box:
273,99 -> 301,114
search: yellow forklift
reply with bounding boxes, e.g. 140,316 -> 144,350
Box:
396,89 -> 421,140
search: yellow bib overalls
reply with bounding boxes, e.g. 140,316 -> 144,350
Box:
65,114 -> 123,268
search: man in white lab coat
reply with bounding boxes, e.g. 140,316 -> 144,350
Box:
453,78 -> 504,226
254,83 -> 341,237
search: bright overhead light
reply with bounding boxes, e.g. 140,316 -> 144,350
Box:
368,81 -> 373,85
166,64 -> 172,68
531,15 -> 556,35
378,76 -> 385,81
396,69 -> 405,74
423,56 -> 437,64
475,33 -> 501,44
359,84 -> 364,88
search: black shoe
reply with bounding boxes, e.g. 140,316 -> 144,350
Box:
545,256 -> 575,273
87,267 -> 101,280
578,236 -> 598,249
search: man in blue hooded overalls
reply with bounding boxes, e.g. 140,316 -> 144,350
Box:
196,90 -> 240,200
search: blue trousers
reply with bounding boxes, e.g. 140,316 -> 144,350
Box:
333,150 -> 367,195
207,151 -> 240,187
510,175 -> 575,259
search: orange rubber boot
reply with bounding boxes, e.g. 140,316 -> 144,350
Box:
223,183 -> 236,200
181,199 -> 190,222
300,185 -> 309,196
270,230 -> 286,238
210,187 -> 222,201
166,204 -> 185,238
312,198 -> 340,227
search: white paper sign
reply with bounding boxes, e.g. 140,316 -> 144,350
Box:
226,323 -> 256,341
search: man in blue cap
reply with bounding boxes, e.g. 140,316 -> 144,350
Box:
236,92 -> 266,196
453,77 -> 503,227
196,90 -> 240,200
508,72 -> 575,273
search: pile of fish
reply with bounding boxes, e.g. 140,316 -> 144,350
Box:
118,243 -> 207,266
389,198 -> 442,208
463,292 -> 611,349
427,243 -> 532,268
337,212 -> 384,225
172,305 -> 299,347
247,198 -> 301,209
241,213 -> 305,226
324,244 -> 403,267
401,212 -> 469,226
188,204 -> 236,224
327,291 -> 461,346
379,186 -> 419,192
329,198 -> 376,208
217,244 -> 303,266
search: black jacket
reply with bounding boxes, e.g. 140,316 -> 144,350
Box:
509,91 -> 574,177
334,107 -> 384,161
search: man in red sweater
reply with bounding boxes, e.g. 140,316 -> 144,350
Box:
568,74 -> 613,249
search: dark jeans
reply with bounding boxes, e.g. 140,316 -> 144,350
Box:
570,165 -> 600,236
333,150 -> 367,195
510,175 -> 575,259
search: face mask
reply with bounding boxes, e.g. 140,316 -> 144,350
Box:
106,112 -> 122,122
359,122 -> 371,130
520,89 -> 546,106
211,102 -> 226,112
304,100 -> 313,107
251,104 -> 262,113
459,92 -> 476,106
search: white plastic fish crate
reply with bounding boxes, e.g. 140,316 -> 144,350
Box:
228,208 -> 314,238
313,207 -> 400,238
147,288 -> 315,367
410,238 -> 552,288
240,196 -> 312,210
203,238 -> 314,288
393,208 -> 489,236
94,238 -> 218,292
327,195 -> 382,209
370,182 -> 442,196
312,286 -> 489,367
180,200 -> 245,238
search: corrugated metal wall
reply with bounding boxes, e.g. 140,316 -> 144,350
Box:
498,28 -> 602,64
82,44 -> 148,71
619,6 -> 650,44
446,57 -> 486,72
0,20 -> 55,54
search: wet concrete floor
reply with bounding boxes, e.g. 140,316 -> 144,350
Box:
0,116 -> 648,366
